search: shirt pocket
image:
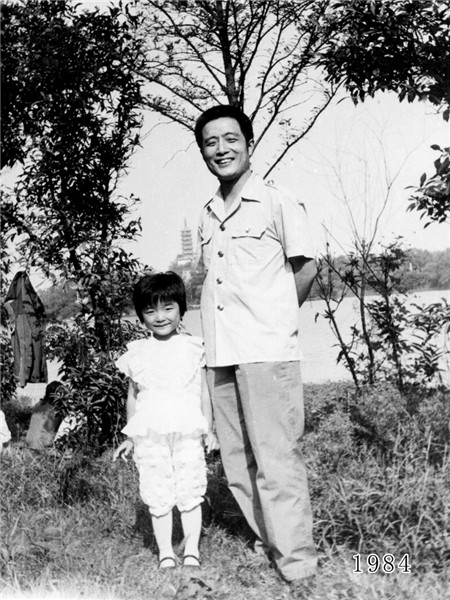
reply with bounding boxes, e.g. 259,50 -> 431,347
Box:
199,223 -> 214,271
229,220 -> 268,264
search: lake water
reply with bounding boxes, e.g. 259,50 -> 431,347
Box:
18,289 -> 449,405
183,290 -> 450,385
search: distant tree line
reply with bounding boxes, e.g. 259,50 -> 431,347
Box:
401,247 -> 450,291
38,247 -> 449,323
310,247 -> 450,299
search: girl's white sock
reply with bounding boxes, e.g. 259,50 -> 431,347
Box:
181,504 -> 202,559
151,511 -> 174,559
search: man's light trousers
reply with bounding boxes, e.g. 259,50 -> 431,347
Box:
207,361 -> 317,581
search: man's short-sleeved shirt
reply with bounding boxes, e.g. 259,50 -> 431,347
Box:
198,172 -> 316,367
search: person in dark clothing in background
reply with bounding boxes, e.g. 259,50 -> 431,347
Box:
25,381 -> 64,450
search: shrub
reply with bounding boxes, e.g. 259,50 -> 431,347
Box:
317,239 -> 449,392
0,330 -> 26,441
46,316 -> 144,452
0,330 -> 17,405
52,355 -> 128,453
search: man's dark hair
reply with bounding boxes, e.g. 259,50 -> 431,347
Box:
133,271 -> 187,322
194,105 -> 254,147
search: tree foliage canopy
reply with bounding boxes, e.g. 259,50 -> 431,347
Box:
1,0 -> 147,349
1,0 -> 150,447
317,0 -> 450,120
309,0 -> 450,225
2,0 -> 144,269
2,0 -> 145,168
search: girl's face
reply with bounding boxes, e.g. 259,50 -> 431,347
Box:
141,300 -> 181,340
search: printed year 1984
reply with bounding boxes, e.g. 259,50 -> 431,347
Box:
353,553 -> 411,574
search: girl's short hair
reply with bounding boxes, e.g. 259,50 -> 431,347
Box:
194,104 -> 254,147
133,271 -> 187,322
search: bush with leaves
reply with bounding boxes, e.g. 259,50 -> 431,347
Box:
1,0 -> 151,452
52,354 -> 128,453
46,306 -> 145,452
317,239 -> 449,391
317,0 -> 450,117
0,331 -> 17,407
352,295 -> 450,389
0,330 -> 22,441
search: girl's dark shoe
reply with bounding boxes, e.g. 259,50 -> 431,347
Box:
159,556 -> 177,569
183,554 -> 201,570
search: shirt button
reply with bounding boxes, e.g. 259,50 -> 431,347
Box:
220,224 -> 226,231
217,304 -> 224,311
216,277 -> 223,284
218,250 -> 224,257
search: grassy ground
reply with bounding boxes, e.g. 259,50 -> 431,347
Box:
1,442 -> 448,600
2,381 -> 449,599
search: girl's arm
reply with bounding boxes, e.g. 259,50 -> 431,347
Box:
113,379 -> 137,462
201,367 -> 219,453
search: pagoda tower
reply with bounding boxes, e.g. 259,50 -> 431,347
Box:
179,219 -> 194,264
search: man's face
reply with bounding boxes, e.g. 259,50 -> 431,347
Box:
200,117 -> 254,183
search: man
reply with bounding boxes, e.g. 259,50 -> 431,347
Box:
195,105 -> 318,587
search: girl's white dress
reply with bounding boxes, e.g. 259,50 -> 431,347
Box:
0,409 -> 11,447
116,334 -> 208,438
115,334 -> 208,516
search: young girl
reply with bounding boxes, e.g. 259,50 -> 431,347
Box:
113,272 -> 218,570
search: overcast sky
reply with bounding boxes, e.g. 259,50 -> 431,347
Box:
4,0 -> 449,280
118,92 -> 449,272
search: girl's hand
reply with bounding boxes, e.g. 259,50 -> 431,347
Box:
204,430 -> 219,454
113,439 -> 134,462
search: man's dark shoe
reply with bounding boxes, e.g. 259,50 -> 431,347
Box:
289,574 -> 316,598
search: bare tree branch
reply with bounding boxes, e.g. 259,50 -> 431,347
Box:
137,0 -> 336,171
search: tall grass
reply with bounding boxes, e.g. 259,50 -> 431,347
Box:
304,382 -> 450,575
1,382 -> 449,599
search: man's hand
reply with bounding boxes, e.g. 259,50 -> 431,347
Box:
289,256 -> 317,307
204,430 -> 220,453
